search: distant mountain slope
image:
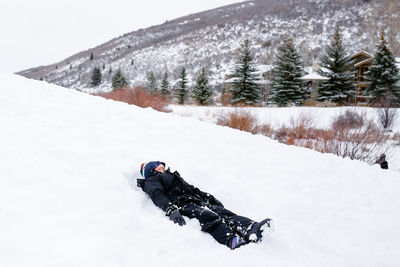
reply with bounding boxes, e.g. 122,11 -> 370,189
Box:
18,0 -> 387,93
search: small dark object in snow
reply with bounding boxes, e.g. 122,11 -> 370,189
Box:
375,154 -> 388,169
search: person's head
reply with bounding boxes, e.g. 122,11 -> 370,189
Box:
140,161 -> 166,178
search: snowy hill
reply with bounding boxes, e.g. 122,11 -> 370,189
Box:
1,72 -> 400,267
17,0 -> 388,92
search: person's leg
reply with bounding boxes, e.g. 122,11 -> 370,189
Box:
208,205 -> 256,237
180,203 -> 236,247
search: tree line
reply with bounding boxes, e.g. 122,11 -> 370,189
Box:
90,26 -> 400,107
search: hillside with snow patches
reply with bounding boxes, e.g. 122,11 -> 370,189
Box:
18,0 -> 384,93
1,72 -> 400,267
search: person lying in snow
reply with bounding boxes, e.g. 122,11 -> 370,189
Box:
137,161 -> 272,250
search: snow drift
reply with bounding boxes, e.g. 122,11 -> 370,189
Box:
0,72 -> 399,267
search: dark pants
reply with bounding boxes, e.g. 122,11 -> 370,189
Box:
179,203 -> 255,247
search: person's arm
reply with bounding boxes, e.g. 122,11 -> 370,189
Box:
175,171 -> 224,207
143,177 -> 186,226
143,178 -> 174,212
194,186 -> 224,207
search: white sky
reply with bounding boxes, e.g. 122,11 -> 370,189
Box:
0,0 -> 242,73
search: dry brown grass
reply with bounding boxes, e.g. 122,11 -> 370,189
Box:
98,86 -> 171,112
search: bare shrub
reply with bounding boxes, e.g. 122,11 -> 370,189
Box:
216,109 -> 260,134
214,107 -> 391,165
331,110 -> 364,131
272,111 -> 390,164
306,112 -> 390,164
318,121 -> 389,164
258,123 -> 275,138
273,112 -> 317,144
274,125 -> 290,144
98,86 -> 171,112
392,132 -> 400,146
288,112 -> 317,140
375,92 -> 398,129
377,107 -> 397,129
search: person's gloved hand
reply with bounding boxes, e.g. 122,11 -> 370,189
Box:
208,195 -> 224,207
169,210 -> 186,226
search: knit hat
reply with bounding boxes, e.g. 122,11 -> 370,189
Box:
140,161 -> 165,179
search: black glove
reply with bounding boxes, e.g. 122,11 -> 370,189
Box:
169,210 -> 186,226
208,195 -> 224,207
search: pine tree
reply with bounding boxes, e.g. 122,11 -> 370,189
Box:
90,52 -> 94,60
271,38 -> 306,106
91,67 -> 102,87
160,71 -> 171,99
193,68 -> 213,105
175,67 -> 188,104
146,72 -> 158,94
230,40 -> 260,105
365,32 -> 400,106
317,26 -> 355,105
112,69 -> 128,89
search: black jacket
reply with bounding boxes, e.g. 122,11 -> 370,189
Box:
137,169 -> 219,213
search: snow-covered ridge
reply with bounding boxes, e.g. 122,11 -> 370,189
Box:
1,73 -> 400,266
18,0 -> 378,92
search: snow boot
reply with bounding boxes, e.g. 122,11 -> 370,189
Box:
230,235 -> 246,249
244,218 -> 273,243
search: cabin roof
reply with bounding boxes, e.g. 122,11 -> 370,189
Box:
351,51 -> 374,60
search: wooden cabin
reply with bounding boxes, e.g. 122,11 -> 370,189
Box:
350,51 -> 374,106
300,64 -> 329,105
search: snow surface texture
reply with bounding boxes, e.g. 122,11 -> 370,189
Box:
170,105 -> 400,172
1,72 -> 400,267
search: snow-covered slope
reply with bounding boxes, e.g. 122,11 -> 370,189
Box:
1,72 -> 399,267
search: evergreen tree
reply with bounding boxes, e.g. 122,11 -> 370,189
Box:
365,32 -> 400,106
102,63 -> 105,70
90,52 -> 94,60
175,67 -> 188,104
91,67 -> 102,87
230,40 -> 260,105
193,68 -> 213,105
271,38 -> 306,106
146,72 -> 158,93
112,69 -> 128,89
160,71 -> 171,99
317,26 -> 355,105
